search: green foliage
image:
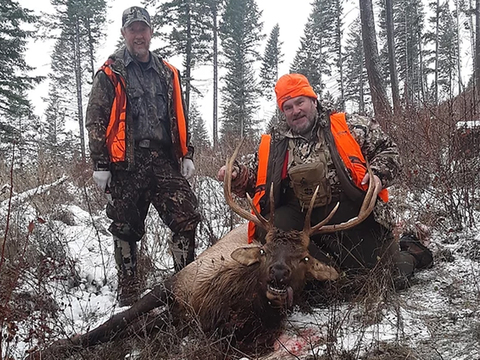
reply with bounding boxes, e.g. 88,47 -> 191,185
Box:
437,2 -> 459,96
330,0 -> 345,109
290,0 -> 337,97
0,0 -> 41,120
44,0 -> 107,77
376,0 -> 393,87
147,0 -> 220,110
219,0 -> 264,140
41,0 -> 107,161
189,99 -> 211,150
393,0 -> 427,105
151,0 -> 213,64
343,17 -> 370,114
259,24 -> 283,102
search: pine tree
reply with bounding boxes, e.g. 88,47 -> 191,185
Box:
436,1 -> 459,99
290,0 -> 337,97
461,0 -> 478,91
475,0 -> 480,99
331,0 -> 345,110
265,112 -> 281,133
204,0 -> 224,149
189,99 -> 211,151
148,0 -> 214,111
453,0 -> 465,94
0,1 -> 41,128
377,0 -> 401,114
41,0 -> 107,162
359,0 -> 392,123
39,81 -> 75,166
219,0 -> 264,140
0,0 -> 44,167
344,17 -> 370,114
259,24 -> 283,102
425,0 -> 442,104
394,0 -> 427,106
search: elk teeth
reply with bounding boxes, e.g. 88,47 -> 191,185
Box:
267,284 -> 287,294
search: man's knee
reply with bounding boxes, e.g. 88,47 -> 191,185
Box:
109,222 -> 145,242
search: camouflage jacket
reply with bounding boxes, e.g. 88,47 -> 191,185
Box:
232,102 -> 401,229
85,48 -> 193,171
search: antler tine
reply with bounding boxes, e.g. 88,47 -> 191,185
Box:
223,139 -> 270,230
242,185 -> 274,237
303,185 -> 340,238
246,192 -> 271,230
310,163 -> 381,235
359,163 -> 376,214
268,184 -> 275,228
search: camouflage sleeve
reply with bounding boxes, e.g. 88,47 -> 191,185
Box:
85,71 -> 114,170
346,114 -> 401,188
230,154 -> 258,198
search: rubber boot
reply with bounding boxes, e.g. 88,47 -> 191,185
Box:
114,237 -> 140,307
170,230 -> 196,273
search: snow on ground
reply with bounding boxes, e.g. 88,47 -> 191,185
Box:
3,177 -> 480,359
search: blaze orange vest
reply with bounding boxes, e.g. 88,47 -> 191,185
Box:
100,59 -> 188,163
247,134 -> 271,242
247,113 -> 388,243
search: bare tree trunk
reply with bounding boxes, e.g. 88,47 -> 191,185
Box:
335,2 -> 345,110
185,0 -> 192,112
455,0 -> 463,94
434,0 -> 440,105
212,5 -> 219,149
476,0 -> 480,106
417,23 -> 427,103
359,0 -> 392,128
468,0 -> 476,74
360,69 -> 365,114
86,22 -> 95,81
74,18 -> 86,162
385,0 -> 401,114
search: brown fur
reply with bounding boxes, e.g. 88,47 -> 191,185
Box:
27,224 -> 338,359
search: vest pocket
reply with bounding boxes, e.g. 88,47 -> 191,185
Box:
288,161 -> 331,208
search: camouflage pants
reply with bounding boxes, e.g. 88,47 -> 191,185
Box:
106,147 -> 200,242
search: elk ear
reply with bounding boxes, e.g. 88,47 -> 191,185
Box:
231,246 -> 262,266
308,258 -> 339,281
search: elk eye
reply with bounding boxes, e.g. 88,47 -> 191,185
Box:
303,256 -> 309,263
260,249 -> 265,256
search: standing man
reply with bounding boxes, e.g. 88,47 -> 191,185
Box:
218,73 -> 432,284
86,6 -> 201,306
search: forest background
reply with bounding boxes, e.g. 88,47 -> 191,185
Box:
1,0 -> 480,359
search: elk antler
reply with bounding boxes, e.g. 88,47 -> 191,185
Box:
223,139 -> 272,231
303,163 -> 381,237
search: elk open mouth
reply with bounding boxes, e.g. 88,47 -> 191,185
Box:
266,284 -> 294,308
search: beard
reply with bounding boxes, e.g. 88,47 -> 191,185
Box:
290,110 -> 317,136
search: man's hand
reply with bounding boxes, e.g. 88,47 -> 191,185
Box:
181,158 -> 195,181
361,172 -> 382,194
216,165 -> 238,182
93,170 -> 112,191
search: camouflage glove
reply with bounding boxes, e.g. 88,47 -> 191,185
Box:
181,158 -> 195,181
93,170 -> 112,191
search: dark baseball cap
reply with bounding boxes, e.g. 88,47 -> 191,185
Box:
122,6 -> 151,28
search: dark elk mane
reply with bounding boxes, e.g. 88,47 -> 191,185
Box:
26,140 -> 380,359
189,256 -> 285,349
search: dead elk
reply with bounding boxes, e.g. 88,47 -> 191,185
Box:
27,143 -> 380,359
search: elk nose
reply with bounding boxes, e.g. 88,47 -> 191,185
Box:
270,263 -> 290,283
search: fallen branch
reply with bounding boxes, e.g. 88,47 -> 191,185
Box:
0,175 -> 69,212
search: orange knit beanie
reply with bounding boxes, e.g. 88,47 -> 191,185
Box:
274,73 -> 317,110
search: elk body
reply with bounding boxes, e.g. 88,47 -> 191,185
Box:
28,143 -> 379,359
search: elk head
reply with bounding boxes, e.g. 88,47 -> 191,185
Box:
223,139 -> 381,308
